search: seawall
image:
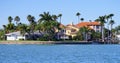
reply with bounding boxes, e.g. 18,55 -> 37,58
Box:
0,41 -> 92,44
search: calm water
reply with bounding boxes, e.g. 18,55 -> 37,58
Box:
0,44 -> 120,63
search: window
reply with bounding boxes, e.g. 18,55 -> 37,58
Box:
96,25 -> 99,29
8,35 -> 11,37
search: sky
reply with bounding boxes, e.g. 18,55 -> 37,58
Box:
0,0 -> 120,29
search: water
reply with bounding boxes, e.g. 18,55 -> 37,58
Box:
0,44 -> 120,63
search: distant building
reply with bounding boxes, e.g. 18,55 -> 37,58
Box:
57,21 -> 101,40
76,21 -> 101,32
57,23 -> 79,39
65,23 -> 79,38
5,31 -> 43,40
5,31 -> 26,40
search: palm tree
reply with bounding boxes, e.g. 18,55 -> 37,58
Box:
7,23 -> 15,32
27,15 -> 33,23
109,20 -> 115,29
14,16 -> 20,25
18,23 -> 27,35
58,14 -> 62,23
38,12 -> 60,40
27,15 -> 36,38
76,12 -> 80,23
105,15 -> 110,23
79,26 -> 89,41
39,12 -> 53,23
109,14 -> 114,20
52,15 -> 58,21
80,18 -> 84,22
109,20 -> 115,41
97,16 -> 106,42
8,16 -> 13,23
3,25 -> 6,30
3,25 -> 7,33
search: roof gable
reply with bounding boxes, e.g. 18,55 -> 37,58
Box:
76,21 -> 100,28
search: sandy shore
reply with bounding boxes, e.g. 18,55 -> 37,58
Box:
0,41 -> 92,44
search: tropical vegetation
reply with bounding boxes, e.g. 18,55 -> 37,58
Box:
0,12 -> 118,42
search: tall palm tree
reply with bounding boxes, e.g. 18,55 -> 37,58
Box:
8,16 -> 13,23
27,15 -> 36,36
76,12 -> 80,23
109,20 -> 115,41
79,26 -> 89,41
38,12 -> 60,40
14,16 -> 20,25
109,20 -> 115,31
7,23 -> 15,32
58,14 -> 62,23
52,15 -> 58,21
39,12 -> 53,23
109,14 -> 114,20
18,23 -> 27,36
3,25 -> 6,30
105,15 -> 110,23
2,25 -> 7,33
80,18 -> 84,22
97,16 -> 106,42
27,15 -> 32,23
105,15 -> 110,42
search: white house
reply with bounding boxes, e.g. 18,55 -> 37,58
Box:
5,31 -> 43,40
5,31 -> 26,40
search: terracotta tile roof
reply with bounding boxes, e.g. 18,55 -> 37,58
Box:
59,24 -> 65,28
76,22 -> 100,28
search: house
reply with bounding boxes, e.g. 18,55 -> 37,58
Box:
76,21 -> 101,32
65,23 -> 79,37
57,21 -> 101,40
57,23 -> 79,39
5,31 -> 43,40
5,31 -> 26,40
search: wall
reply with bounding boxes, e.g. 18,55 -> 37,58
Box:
7,35 -> 26,40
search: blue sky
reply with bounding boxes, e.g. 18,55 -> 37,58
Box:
0,0 -> 120,28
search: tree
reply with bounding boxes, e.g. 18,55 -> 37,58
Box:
78,26 -> 90,41
39,12 -> 53,23
76,12 -> 80,23
18,23 -> 28,35
105,15 -> 110,42
80,18 -> 84,22
96,16 -> 106,42
109,20 -> 115,40
38,12 -> 60,40
27,15 -> 36,33
52,15 -> 58,21
8,16 -> 13,23
27,15 -> 35,23
2,25 -> 7,33
105,15 -> 110,23
109,14 -> 114,20
0,29 -> 5,40
58,14 -> 62,23
14,16 -> 20,25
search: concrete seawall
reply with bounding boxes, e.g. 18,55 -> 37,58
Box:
0,41 -> 92,44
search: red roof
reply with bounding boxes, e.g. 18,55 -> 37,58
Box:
76,22 -> 100,28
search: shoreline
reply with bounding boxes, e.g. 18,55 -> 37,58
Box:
0,41 -> 119,44
0,41 -> 93,44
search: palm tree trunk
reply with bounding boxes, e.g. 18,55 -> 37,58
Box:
102,25 -> 104,42
78,16 -> 79,23
86,33 -> 88,41
60,17 -> 61,23
110,25 -> 113,43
